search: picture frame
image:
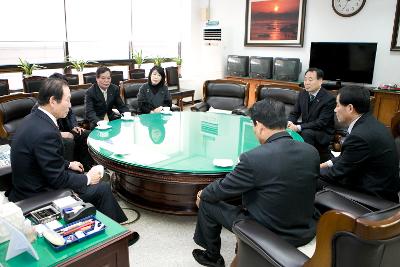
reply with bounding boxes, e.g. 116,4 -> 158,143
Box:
244,0 -> 307,47
391,0 -> 400,51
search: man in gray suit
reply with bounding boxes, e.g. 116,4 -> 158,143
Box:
192,99 -> 320,267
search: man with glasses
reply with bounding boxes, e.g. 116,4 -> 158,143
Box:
192,99 -> 320,267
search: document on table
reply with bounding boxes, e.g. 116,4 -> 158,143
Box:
89,139 -> 169,165
119,144 -> 169,165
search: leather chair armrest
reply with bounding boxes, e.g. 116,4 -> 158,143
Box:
324,185 -> 397,211
231,106 -> 249,116
315,189 -> 373,216
190,102 -> 210,112
15,189 -> 73,216
233,219 -> 308,267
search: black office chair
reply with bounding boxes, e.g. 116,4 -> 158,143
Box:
120,78 -> 147,114
129,69 -> 146,79
191,79 -> 249,115
64,74 -> 79,85
111,71 -> 124,86
22,76 -> 47,93
83,72 -> 97,84
0,93 -> 37,141
0,79 -> 10,96
255,84 -> 299,118
165,66 -> 180,91
69,83 -> 92,128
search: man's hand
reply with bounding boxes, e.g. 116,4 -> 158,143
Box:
287,121 -> 299,132
61,131 -> 74,139
69,161 -> 84,173
71,127 -> 84,135
196,190 -> 202,208
87,167 -> 102,185
320,162 -> 329,169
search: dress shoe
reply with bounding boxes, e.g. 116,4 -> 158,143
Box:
128,231 -> 139,246
192,249 -> 225,267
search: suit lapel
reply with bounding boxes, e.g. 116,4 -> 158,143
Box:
301,91 -> 309,120
106,88 -> 113,106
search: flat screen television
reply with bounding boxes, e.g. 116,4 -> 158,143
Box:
249,56 -> 273,79
227,55 -> 249,77
309,42 -> 377,84
273,57 -> 301,82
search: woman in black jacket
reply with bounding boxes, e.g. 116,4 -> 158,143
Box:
137,66 -> 172,114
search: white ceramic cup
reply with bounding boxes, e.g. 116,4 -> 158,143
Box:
92,165 -> 104,177
163,106 -> 171,112
97,120 -> 108,128
123,112 -> 132,119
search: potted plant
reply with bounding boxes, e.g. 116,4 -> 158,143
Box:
173,57 -> 183,77
66,58 -> 88,72
153,56 -> 165,67
66,57 -> 97,84
131,50 -> 146,69
18,58 -> 45,78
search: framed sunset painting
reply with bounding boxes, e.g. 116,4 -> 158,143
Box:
245,0 -> 307,47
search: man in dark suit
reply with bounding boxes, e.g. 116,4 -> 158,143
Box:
8,78 -> 128,223
85,66 -> 129,129
31,73 -> 94,170
320,86 -> 400,202
288,68 -> 336,161
192,99 -> 320,267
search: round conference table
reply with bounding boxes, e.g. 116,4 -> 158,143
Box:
88,111 -> 260,214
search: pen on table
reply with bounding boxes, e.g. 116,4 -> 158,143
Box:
61,221 -> 95,236
57,219 -> 94,234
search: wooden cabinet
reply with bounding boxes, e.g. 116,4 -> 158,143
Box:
373,90 -> 400,127
225,76 -> 301,107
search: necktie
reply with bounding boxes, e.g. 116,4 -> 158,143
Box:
309,94 -> 315,102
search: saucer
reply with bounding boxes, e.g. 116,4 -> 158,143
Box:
96,125 -> 112,130
213,159 -> 234,167
121,116 -> 134,121
161,110 -> 173,115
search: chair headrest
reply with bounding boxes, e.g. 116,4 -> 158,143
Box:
0,97 -> 36,123
124,83 -> 143,98
70,89 -> 86,106
207,83 -> 246,98
258,87 -> 299,104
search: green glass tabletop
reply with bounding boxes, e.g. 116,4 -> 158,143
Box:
88,112 -> 258,173
88,112 -> 303,174
0,212 -> 128,267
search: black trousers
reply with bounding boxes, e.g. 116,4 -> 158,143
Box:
74,178 -> 127,223
193,200 -> 246,257
62,130 -> 94,171
301,129 -> 333,163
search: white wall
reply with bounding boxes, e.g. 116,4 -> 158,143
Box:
195,0 -> 400,86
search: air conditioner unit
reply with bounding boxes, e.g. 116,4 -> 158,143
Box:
203,21 -> 221,44
201,21 -> 224,79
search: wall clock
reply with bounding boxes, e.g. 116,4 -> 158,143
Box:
332,0 -> 366,17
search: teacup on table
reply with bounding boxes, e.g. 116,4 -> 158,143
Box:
97,120 -> 108,128
122,112 -> 133,120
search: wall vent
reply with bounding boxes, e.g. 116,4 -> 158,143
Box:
203,27 -> 222,41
